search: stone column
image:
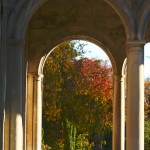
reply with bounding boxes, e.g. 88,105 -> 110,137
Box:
26,73 -> 34,150
113,75 -> 125,150
33,74 -> 43,150
126,41 -> 145,150
0,4 -> 7,150
4,39 -> 24,150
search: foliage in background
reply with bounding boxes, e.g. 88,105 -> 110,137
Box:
144,78 -> 150,149
145,118 -> 150,150
41,40 -> 150,149
42,41 -> 113,149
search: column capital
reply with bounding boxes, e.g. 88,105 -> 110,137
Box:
33,74 -> 44,82
126,40 -> 146,53
113,74 -> 125,82
6,39 -> 25,46
126,40 -> 146,46
126,40 -> 146,51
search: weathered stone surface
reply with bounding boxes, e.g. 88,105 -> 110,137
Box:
1,0 -> 150,150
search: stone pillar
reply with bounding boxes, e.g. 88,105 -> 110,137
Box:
33,74 -> 43,150
0,4 -> 7,150
126,41 -> 145,150
26,73 -> 34,149
4,39 -> 24,150
26,73 -> 43,150
113,75 -> 125,150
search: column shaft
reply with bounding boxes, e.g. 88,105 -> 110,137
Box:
33,74 -> 43,150
126,41 -> 144,150
26,73 -> 34,149
113,75 -> 125,150
5,40 -> 24,150
0,6 -> 7,150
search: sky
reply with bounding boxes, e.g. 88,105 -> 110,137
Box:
77,40 -> 150,78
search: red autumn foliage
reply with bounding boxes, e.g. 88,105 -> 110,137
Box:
73,58 -> 113,100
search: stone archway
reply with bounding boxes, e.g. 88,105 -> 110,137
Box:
4,1 -> 127,150
1,0 -> 149,150
26,35 -> 119,150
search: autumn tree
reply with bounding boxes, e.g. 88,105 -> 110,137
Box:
70,58 -> 113,132
145,78 -> 150,104
42,41 -> 113,149
144,78 -> 150,118
144,78 -> 150,150
43,41 -> 86,149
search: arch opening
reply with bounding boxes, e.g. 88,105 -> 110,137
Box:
38,37 -> 117,76
42,40 -> 113,149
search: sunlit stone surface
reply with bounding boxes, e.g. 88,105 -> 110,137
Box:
0,0 -> 149,150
